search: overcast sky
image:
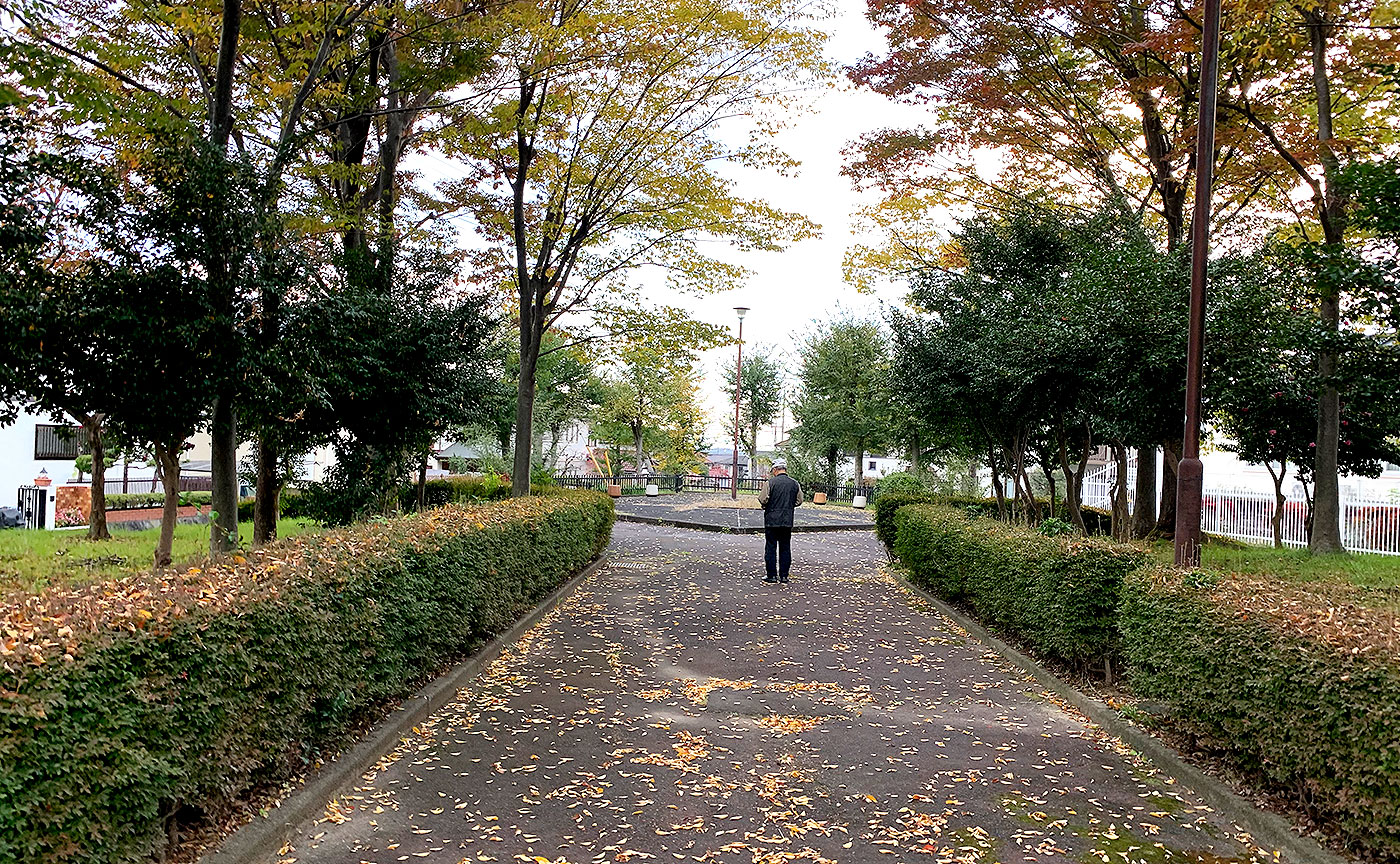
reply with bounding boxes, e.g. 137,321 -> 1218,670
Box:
684,0 -> 934,449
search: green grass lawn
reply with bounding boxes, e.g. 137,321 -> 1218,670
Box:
0,518 -> 319,594
1150,537 -> 1400,590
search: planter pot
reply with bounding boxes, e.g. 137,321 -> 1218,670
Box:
607,484 -> 622,498
852,495 -> 868,510
645,484 -> 659,497
813,492 -> 828,505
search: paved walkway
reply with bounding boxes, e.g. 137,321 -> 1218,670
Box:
613,495 -> 874,532
278,523 -> 1271,864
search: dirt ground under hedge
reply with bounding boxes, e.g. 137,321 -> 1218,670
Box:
273,523 -> 1281,864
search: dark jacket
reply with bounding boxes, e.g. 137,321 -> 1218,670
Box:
759,472 -> 802,528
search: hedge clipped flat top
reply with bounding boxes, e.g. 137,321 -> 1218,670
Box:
1134,564 -> 1400,661
0,493 -> 605,673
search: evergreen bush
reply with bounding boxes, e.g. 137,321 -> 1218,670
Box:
0,491 -> 613,864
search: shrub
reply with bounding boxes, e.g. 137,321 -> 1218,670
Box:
0,491 -> 613,864
105,491 -> 212,512
892,504 -> 1144,666
875,471 -> 927,497
874,492 -> 934,549
1120,568 -> 1400,858
399,474 -> 512,512
875,494 -> 1111,550
1037,516 -> 1074,537
235,489 -> 313,523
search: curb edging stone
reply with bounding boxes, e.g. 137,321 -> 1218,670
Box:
201,553 -> 610,864
892,570 -> 1347,864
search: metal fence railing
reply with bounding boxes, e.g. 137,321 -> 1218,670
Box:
554,473 -> 876,503
100,476 -> 214,495
1081,459 -> 1400,555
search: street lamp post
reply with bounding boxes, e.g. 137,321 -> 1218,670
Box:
1173,0 -> 1223,567
732,307 -> 749,500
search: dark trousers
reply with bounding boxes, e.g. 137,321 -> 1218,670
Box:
764,527 -> 792,578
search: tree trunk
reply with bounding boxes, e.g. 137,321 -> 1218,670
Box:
1014,436 -> 1039,524
207,0 -> 243,555
416,448 -> 429,509
633,423 -> 645,476
84,415 -> 110,541
853,440 -> 865,493
988,445 -> 1006,520
1266,460 -> 1288,549
511,327 -> 540,496
1305,8 -> 1347,555
1041,461 -> 1057,518
210,397 -> 239,553
548,421 -> 562,470
1156,439 -> 1180,537
154,443 -> 182,568
1057,430 -> 1088,535
910,428 -> 922,473
824,444 -> 838,488
253,434 -> 280,546
1131,445 -> 1158,538
1111,443 -> 1131,541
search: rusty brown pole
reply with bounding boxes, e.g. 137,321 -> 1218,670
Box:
1174,0 -> 1223,568
732,307 -> 749,500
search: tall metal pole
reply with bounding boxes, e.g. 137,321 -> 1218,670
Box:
1174,0 -> 1223,568
731,308 -> 748,500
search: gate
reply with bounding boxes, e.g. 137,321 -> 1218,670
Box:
17,485 -> 47,529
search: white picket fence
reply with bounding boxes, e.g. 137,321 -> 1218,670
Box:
1080,457 -> 1400,556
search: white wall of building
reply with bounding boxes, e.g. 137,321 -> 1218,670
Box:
0,411 -> 77,512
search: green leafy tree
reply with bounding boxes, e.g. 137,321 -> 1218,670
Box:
1210,245 -> 1400,546
792,317 -> 893,492
298,232 -> 502,523
595,343 -> 699,474
891,204 -> 1184,534
721,348 -> 785,468
444,0 -> 827,494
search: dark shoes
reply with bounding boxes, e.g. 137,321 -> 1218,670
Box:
764,575 -> 778,583
779,575 -> 789,583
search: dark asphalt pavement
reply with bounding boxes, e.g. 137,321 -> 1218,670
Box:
276,522 -> 1274,864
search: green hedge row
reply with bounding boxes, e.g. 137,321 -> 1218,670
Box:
887,501 -> 1400,858
105,491 -> 211,511
892,504 -> 1143,666
105,490 -> 312,521
874,493 -> 1112,550
399,474 -> 512,511
0,491 -> 613,864
1121,569 -> 1400,858
234,489 -> 312,522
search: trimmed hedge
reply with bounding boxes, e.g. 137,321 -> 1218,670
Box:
892,505 -> 1144,666
1120,568 -> 1400,858
888,505 -> 1400,859
400,474 -> 512,511
874,494 -> 1112,550
0,491 -> 613,864
106,491 -> 211,511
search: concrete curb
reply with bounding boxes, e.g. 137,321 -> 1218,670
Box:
615,513 -> 874,535
891,570 -> 1347,864
201,553 -> 610,864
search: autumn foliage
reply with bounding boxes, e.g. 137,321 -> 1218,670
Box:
0,491 -> 613,864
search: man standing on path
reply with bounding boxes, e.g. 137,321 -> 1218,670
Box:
757,460 -> 801,583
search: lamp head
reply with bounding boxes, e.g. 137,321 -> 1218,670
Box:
734,306 -> 749,321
